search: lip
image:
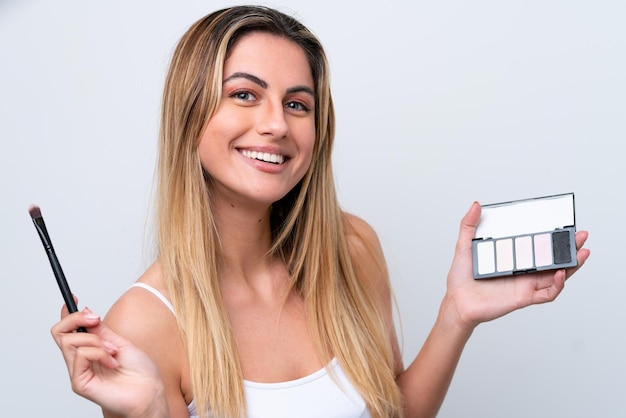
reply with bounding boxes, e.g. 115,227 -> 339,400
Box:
236,146 -> 290,174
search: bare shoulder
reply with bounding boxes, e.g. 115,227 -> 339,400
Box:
104,260 -> 181,358
342,212 -> 390,296
104,261 -> 173,334
343,211 -> 378,237
342,212 -> 386,270
104,260 -> 191,410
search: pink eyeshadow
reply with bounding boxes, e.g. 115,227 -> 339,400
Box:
496,239 -> 514,272
514,236 -> 534,269
533,233 -> 553,267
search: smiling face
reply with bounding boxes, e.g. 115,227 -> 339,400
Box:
197,31 -> 316,210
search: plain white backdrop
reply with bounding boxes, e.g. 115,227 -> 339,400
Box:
1,0 -> 624,416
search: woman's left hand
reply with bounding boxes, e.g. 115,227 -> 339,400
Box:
443,201 -> 591,330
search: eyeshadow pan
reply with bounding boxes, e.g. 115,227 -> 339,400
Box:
514,235 -> 534,269
496,238 -> 514,272
552,230 -> 572,264
533,233 -> 553,267
476,241 -> 495,275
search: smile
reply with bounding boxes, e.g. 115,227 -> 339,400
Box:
241,149 -> 286,165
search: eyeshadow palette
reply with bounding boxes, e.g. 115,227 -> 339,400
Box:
472,193 -> 577,279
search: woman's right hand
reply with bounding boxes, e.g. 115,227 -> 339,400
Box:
51,304 -> 169,418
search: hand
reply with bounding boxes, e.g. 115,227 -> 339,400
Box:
51,304 -> 169,418
443,202 -> 591,330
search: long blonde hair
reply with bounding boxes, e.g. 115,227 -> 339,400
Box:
156,6 -> 403,417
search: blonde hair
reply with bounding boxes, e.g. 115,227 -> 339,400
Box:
156,6 -> 403,417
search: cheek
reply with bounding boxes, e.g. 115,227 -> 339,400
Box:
196,139 -> 212,172
295,120 -> 317,158
196,128 -> 217,168
197,114 -> 246,165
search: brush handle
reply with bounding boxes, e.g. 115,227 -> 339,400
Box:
46,249 -> 79,312
33,216 -> 87,332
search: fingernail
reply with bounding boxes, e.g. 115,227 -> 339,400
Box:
82,309 -> 100,320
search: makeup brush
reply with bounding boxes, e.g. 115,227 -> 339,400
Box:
29,205 -> 86,332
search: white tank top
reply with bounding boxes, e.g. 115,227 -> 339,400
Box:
130,283 -> 371,418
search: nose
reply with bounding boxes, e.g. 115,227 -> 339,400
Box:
256,100 -> 288,139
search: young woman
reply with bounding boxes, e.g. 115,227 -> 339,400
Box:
51,6 -> 590,418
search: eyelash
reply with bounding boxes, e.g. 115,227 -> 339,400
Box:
229,90 -> 311,112
286,101 -> 310,112
231,91 -> 256,101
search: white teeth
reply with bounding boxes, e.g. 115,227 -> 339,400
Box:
241,150 -> 285,164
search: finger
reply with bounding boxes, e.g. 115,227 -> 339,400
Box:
57,331 -> 111,367
456,201 -> 481,252
93,322 -> 135,349
51,309 -> 101,346
55,309 -> 135,353
562,247 -> 591,281
52,321 -> 118,381
73,345 -> 119,375
577,247 -> 591,266
71,346 -> 120,395
531,269 -> 566,305
57,328 -> 116,357
575,230 -> 589,250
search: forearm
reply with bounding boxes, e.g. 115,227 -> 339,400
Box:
397,294 -> 474,418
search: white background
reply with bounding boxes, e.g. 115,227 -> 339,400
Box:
1,1 -> 624,416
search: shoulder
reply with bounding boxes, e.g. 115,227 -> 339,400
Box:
104,261 -> 191,405
342,212 -> 386,268
105,261 -> 174,332
341,212 -> 390,296
342,211 -> 376,236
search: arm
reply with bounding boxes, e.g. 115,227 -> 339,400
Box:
397,202 -> 590,417
345,202 -> 590,418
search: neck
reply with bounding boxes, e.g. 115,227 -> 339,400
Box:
210,191 -> 284,291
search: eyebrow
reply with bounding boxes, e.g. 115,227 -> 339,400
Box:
224,72 -> 268,88
223,71 -> 315,97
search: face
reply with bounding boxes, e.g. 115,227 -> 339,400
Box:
198,32 -> 316,210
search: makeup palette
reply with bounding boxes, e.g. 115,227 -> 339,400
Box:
472,193 -> 577,279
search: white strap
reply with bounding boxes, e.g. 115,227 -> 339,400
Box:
130,282 -> 176,316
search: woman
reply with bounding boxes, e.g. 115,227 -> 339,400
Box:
51,6 -> 590,418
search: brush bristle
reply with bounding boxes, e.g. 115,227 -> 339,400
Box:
28,204 -> 42,219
